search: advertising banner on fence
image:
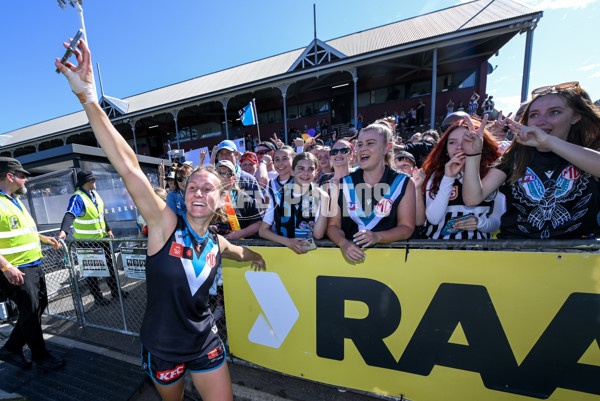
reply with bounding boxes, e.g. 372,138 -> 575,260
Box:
121,247 -> 147,279
223,247 -> 600,401
76,248 -> 109,277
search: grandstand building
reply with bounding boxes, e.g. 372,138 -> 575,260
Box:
2,0 -> 542,170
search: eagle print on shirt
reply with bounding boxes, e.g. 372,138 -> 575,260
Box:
511,165 -> 591,238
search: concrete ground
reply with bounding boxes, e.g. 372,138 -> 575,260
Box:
0,317 -> 393,401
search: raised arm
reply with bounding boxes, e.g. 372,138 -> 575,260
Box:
509,120 -> 600,178
461,115 -> 507,206
55,39 -> 173,237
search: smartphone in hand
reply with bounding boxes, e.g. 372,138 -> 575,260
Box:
56,29 -> 84,73
440,214 -> 474,236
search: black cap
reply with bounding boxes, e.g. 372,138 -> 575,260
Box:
257,141 -> 276,152
0,157 -> 30,175
394,151 -> 416,165
76,170 -> 95,187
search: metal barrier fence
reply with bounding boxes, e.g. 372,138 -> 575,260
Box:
40,237 -> 227,342
38,236 -> 599,339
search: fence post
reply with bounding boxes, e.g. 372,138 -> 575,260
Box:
109,239 -> 128,333
65,239 -> 87,330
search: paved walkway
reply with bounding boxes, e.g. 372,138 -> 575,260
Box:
0,318 -> 389,401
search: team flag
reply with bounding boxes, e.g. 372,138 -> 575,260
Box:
239,101 -> 257,126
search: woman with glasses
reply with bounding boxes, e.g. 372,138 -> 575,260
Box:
213,160 -> 262,240
317,139 -> 354,187
421,120 -> 504,239
166,164 -> 193,216
327,119 -> 416,262
463,82 -> 600,239
260,152 -> 329,254
56,39 -> 265,401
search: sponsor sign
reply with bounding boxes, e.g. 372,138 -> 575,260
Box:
76,248 -> 109,277
223,247 -> 600,400
121,247 -> 147,279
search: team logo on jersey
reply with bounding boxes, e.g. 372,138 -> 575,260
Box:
347,202 -> 356,210
182,247 -> 193,260
206,252 -> 217,268
561,165 -> 581,181
169,243 -> 183,257
375,198 -> 393,217
170,242 -> 194,260
449,186 -> 458,201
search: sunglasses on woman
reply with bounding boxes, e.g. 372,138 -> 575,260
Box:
256,150 -> 270,156
176,176 -> 186,183
329,147 -> 351,156
531,81 -> 581,99
218,170 -> 234,178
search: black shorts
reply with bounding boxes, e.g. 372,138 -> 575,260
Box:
141,342 -> 226,386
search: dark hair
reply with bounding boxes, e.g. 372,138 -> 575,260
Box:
496,86 -> 600,185
292,152 -> 318,171
422,129 -> 440,143
422,119 -> 500,198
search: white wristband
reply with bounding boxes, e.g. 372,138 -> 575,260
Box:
62,68 -> 97,104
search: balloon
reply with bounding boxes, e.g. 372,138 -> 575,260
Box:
302,133 -> 309,141
307,128 -> 316,137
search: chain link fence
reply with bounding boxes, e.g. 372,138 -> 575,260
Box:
36,237 -> 228,343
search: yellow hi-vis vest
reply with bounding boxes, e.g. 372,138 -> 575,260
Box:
72,190 -> 106,239
0,194 -> 42,266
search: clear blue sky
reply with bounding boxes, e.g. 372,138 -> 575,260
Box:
1,0 -> 599,136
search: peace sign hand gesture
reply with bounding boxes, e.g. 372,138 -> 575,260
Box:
462,114 -> 489,155
508,120 -> 551,149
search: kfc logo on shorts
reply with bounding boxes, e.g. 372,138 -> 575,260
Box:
375,198 -> 393,217
156,364 -> 185,381
449,186 -> 458,201
169,243 -> 184,258
206,252 -> 216,268
561,165 -> 581,181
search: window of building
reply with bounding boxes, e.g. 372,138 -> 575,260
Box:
358,92 -> 370,107
456,70 -> 477,89
408,80 -> 432,98
386,84 -> 406,101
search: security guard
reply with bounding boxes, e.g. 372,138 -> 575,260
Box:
0,157 -> 64,370
58,170 -> 127,305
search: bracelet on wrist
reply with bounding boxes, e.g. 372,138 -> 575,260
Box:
465,152 -> 482,156
1,264 -> 13,272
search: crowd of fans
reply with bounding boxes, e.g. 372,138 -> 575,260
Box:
158,81 -> 600,249
57,35 -> 600,401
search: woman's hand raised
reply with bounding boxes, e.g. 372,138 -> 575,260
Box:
55,38 -> 97,104
509,120 -> 552,150
462,114 -> 489,155
444,153 -> 465,178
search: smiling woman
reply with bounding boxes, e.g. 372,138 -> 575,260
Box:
462,82 -> 600,239
55,38 -> 265,401
327,119 -> 416,263
421,119 -> 504,240
259,152 -> 330,254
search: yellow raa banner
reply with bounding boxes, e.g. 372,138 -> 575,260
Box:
223,247 -> 600,401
